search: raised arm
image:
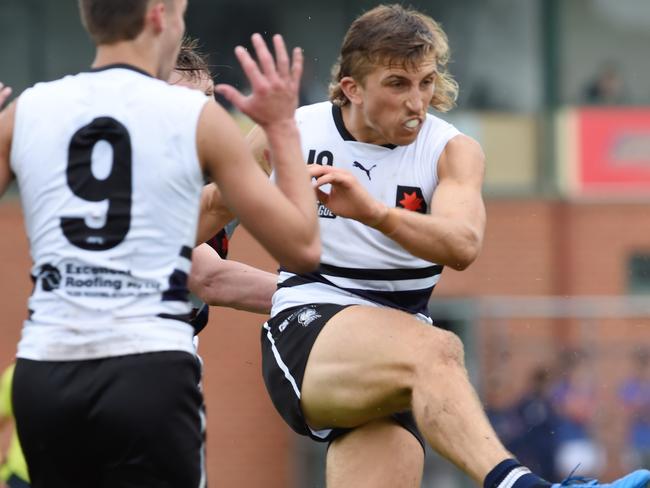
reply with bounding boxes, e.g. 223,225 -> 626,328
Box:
197,34 -> 319,273
309,134 -> 486,270
195,124 -> 271,245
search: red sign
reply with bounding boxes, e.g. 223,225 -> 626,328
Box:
577,108 -> 650,194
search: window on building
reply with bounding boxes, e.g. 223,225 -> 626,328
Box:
628,253 -> 650,294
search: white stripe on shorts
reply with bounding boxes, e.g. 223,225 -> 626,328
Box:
263,322 -> 332,440
264,322 -> 301,398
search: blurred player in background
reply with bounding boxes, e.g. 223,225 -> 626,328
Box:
0,0 -> 319,486
0,363 -> 29,488
0,86 -> 22,488
201,4 -> 650,488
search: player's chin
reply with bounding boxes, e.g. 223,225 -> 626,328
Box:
391,127 -> 420,146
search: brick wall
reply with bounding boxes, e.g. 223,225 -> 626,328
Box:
2,197 -> 649,483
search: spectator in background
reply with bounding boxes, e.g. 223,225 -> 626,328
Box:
584,62 -> 626,105
619,349 -> 650,468
550,350 -> 606,478
483,352 -> 524,453
509,368 -> 560,481
0,363 -> 29,488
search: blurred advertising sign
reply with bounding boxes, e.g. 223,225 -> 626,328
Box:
559,108 -> 650,197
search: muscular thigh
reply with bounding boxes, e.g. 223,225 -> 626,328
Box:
327,418 -> 424,488
300,305 -> 436,429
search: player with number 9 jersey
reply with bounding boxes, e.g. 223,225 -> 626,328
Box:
11,66 -> 207,361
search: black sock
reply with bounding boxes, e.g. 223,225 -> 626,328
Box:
484,459 -> 551,488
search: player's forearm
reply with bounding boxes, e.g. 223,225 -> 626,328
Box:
254,121 -> 320,271
264,120 -> 319,230
190,259 -> 276,314
371,208 -> 483,270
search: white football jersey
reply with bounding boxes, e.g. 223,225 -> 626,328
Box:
271,102 -> 461,319
10,65 -> 209,360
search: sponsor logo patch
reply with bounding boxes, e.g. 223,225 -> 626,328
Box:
317,202 -> 336,219
39,264 -> 61,291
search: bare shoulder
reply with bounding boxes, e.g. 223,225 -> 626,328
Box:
196,100 -> 249,169
438,133 -> 485,182
197,99 -> 238,133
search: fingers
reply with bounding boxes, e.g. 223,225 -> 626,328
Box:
315,188 -> 330,204
308,165 -> 353,188
235,34 -> 299,84
291,47 -> 303,85
233,44 -> 264,89
273,34 -> 290,79
214,84 -> 246,109
251,33 -> 277,78
312,172 -> 341,188
308,164 -> 337,178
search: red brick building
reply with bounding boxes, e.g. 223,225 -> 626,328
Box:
2,197 -> 649,485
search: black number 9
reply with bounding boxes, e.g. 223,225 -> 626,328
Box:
61,117 -> 132,250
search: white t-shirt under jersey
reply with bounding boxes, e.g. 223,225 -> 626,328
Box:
11,65 -> 209,360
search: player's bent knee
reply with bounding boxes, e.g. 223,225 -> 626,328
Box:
418,328 -> 465,371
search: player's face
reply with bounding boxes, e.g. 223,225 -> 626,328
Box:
168,70 -> 214,97
158,0 -> 188,80
354,56 -> 437,146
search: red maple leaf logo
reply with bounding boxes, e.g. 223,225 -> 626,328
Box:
399,192 -> 423,212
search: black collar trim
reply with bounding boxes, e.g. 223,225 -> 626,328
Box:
331,104 -> 397,150
88,63 -> 153,78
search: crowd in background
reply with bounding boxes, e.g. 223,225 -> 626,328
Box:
484,348 -> 650,481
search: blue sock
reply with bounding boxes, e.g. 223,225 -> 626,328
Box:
484,459 -> 550,488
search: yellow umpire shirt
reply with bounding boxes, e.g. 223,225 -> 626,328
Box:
0,363 -> 29,483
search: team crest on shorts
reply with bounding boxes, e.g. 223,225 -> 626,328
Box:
296,307 -> 321,327
278,318 -> 290,332
395,186 -> 427,214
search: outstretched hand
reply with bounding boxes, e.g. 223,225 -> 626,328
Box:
215,33 -> 302,128
0,82 -> 12,109
308,164 -> 387,226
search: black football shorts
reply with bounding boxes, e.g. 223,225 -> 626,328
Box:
261,303 -> 425,452
13,351 -> 205,488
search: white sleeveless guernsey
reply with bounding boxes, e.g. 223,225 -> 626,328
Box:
271,102 -> 461,320
10,65 -> 209,360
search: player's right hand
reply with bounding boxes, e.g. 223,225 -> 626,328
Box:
215,33 -> 302,128
308,164 -> 388,227
0,82 -> 12,109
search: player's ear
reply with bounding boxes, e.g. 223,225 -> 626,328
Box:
340,76 -> 362,105
146,1 -> 167,34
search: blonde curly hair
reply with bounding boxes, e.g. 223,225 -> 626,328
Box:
329,4 -> 458,113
